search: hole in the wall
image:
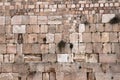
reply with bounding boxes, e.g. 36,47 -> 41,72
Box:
43,37 -> 46,43
18,77 -> 21,80
84,21 -> 89,25
69,43 -> 73,49
79,66 -> 82,69
111,76 -> 114,79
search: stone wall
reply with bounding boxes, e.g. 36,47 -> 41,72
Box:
0,0 -> 120,80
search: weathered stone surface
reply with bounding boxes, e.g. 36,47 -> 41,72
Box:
27,34 -> 38,43
13,25 -> 26,33
86,54 -> 98,63
48,16 -> 62,24
57,54 -> 73,62
102,14 -> 115,23
11,16 -> 22,24
38,16 -> 47,24
83,33 -> 92,42
7,44 -> 16,54
40,24 -> 48,33
27,25 -> 39,33
79,24 -> 85,32
99,54 -> 117,63
24,55 -> 41,62
70,33 -> 79,43
29,16 -> 37,24
101,32 -> 109,42
93,43 -> 102,54
110,32 -> 118,42
0,16 -> 5,25
46,33 -> 54,43
0,1 -> 119,80
42,54 -> 57,62
103,43 -> 111,54
0,34 -> 6,43
40,44 -> 49,54
92,32 -> 101,42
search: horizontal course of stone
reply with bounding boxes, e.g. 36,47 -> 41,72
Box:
0,0 -> 120,80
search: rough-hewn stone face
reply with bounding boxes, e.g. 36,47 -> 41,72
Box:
0,0 -> 120,80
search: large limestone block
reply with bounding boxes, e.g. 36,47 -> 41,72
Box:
99,54 -> 117,63
101,32 -> 109,42
11,16 -> 29,24
70,33 -> 79,43
38,16 -> 47,24
13,25 -> 26,33
46,33 -> 54,43
102,14 -> 115,23
48,16 -> 62,24
86,54 -> 98,63
57,54 -> 73,62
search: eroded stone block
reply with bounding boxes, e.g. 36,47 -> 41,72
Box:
13,25 -> 26,33
102,14 -> 115,23
57,54 -> 73,62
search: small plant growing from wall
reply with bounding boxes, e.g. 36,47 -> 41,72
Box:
69,43 -> 73,49
109,15 -> 120,24
58,40 -> 66,52
43,37 -> 46,44
17,34 -> 23,44
84,21 -> 89,25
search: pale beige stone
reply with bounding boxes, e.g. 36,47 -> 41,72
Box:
103,43 -> 111,54
27,34 -> 38,43
11,16 -> 22,24
0,54 -> 3,62
7,44 -> 16,54
24,55 -> 41,62
72,43 -> 79,54
4,55 -> 9,63
38,16 -> 47,24
9,54 -> 15,63
79,43 -> 85,53
102,14 -> 115,23
70,33 -> 79,43
29,16 -> 37,24
42,54 -> 57,62
0,16 -> 5,25
100,54 -> 117,63
40,44 -> 49,54
57,54 -> 73,62
73,54 -> 85,62
49,43 -> 55,54
46,33 -> 54,43
86,54 -> 98,63
101,33 -> 109,42
40,25 -> 48,33
13,25 -> 26,33
54,33 -> 62,43
79,24 -> 85,32
0,44 -> 6,53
